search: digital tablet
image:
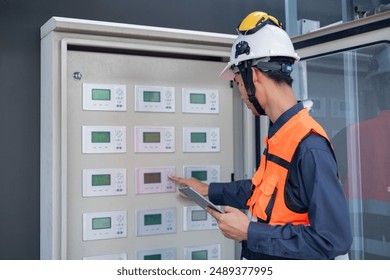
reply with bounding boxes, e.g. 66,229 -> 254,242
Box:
179,187 -> 223,213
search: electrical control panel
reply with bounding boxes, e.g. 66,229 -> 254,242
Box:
183,244 -> 221,260
134,126 -> 175,153
83,83 -> 127,111
183,205 -> 218,231
136,207 -> 176,236
82,211 -> 127,241
82,168 -> 126,197
135,167 -> 176,194
41,19 -> 235,260
182,88 -> 219,114
136,248 -> 176,260
183,127 -> 220,152
183,165 -> 220,184
135,85 -> 175,112
82,126 -> 126,153
65,52 -> 233,259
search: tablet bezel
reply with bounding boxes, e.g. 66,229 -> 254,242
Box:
179,187 -> 223,214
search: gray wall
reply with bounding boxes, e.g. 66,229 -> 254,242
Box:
0,0 -> 349,259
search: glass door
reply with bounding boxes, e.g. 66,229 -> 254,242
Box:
298,40 -> 389,259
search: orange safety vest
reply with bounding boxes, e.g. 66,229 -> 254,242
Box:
247,108 -> 331,225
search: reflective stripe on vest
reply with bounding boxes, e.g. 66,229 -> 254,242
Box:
247,108 -> 331,225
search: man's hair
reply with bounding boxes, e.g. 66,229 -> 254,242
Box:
262,56 -> 295,87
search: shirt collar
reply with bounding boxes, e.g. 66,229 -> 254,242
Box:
268,102 -> 304,139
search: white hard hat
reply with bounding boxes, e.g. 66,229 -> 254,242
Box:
220,11 -> 300,80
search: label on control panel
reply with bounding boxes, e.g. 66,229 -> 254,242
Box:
83,83 -> 126,111
183,205 -> 218,231
136,207 -> 176,236
135,167 -> 176,194
135,85 -> 175,112
183,165 -> 220,184
82,126 -> 126,153
183,244 -> 221,260
82,168 -> 126,197
83,211 -> 127,241
183,127 -> 220,152
182,88 -> 219,114
134,126 -> 175,153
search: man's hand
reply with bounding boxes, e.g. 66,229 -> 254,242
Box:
168,175 -> 209,196
207,206 -> 250,241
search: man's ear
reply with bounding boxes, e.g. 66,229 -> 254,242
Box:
251,67 -> 263,84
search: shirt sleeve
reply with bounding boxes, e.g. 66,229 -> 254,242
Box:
208,179 -> 252,209
246,136 -> 353,259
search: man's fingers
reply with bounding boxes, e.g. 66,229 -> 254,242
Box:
206,207 -> 223,220
168,175 -> 187,186
168,175 -> 181,183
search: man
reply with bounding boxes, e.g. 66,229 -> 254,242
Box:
169,11 -> 352,259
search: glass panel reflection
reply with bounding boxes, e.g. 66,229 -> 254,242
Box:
302,43 -> 390,259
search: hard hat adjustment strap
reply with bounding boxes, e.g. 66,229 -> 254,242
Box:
238,61 -> 266,115
255,61 -> 293,74
251,96 -> 265,115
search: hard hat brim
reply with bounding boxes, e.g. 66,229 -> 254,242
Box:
220,63 -> 235,80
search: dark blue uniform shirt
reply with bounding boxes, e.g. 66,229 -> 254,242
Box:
209,103 -> 352,259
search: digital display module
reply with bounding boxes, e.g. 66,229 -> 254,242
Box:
191,170 -> 207,181
144,172 -> 162,184
144,254 -> 162,260
191,132 -> 207,143
92,217 -> 111,230
192,250 -> 208,260
191,209 -> 207,222
91,174 -> 111,186
144,214 -> 162,226
91,131 -> 111,143
92,89 -> 111,101
143,91 -> 161,102
190,93 -> 206,104
143,132 -> 161,143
